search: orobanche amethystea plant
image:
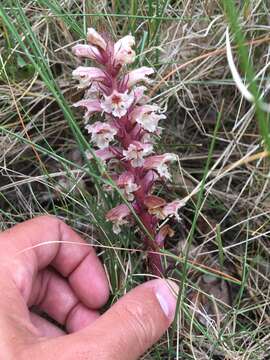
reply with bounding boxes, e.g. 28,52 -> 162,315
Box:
72,28 -> 185,276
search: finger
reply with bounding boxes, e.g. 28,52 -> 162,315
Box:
66,303 -> 100,333
0,216 -> 109,308
30,313 -> 65,338
33,279 -> 179,360
29,268 -> 100,332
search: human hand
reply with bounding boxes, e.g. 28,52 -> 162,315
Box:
0,216 -> 178,359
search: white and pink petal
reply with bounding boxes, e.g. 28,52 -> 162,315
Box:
126,67 -> 154,87
162,200 -> 185,221
72,44 -> 101,60
87,28 -> 107,50
85,121 -> 117,149
72,66 -> 106,88
106,204 -> 131,234
101,90 -> 134,118
114,35 -> 136,66
133,86 -> 148,104
117,172 -> 139,201
143,153 -> 178,180
123,141 -> 153,167
131,104 -> 165,133
73,99 -> 102,120
85,147 -> 115,162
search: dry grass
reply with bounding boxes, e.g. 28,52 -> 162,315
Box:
1,0 -> 270,359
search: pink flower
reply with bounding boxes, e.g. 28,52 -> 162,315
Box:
106,204 -> 131,234
117,172 -> 139,201
155,225 -> 175,246
87,28 -> 107,50
140,131 -> 154,144
85,147 -> 116,163
162,200 -> 185,221
141,170 -> 158,192
72,44 -> 101,60
73,99 -> 102,120
72,66 -> 106,88
133,86 -> 149,104
101,90 -> 134,118
126,67 -> 154,87
144,195 -> 166,208
131,105 -> 166,132
144,196 -> 184,220
123,141 -> 153,167
143,153 -> 178,180
144,195 -> 167,219
84,83 -> 101,99
85,121 -> 117,149
114,35 -> 136,65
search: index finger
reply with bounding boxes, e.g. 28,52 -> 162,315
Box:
0,215 -> 109,308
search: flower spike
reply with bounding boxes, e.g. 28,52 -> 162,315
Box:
72,28 -> 184,276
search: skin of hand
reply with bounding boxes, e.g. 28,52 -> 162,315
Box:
0,216 -> 178,360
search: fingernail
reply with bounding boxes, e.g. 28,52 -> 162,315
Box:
155,280 -> 178,321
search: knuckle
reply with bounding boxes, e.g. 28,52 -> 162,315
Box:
36,215 -> 67,242
37,215 -> 62,227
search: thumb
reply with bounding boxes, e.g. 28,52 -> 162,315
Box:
40,279 -> 178,360
90,278 -> 179,360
